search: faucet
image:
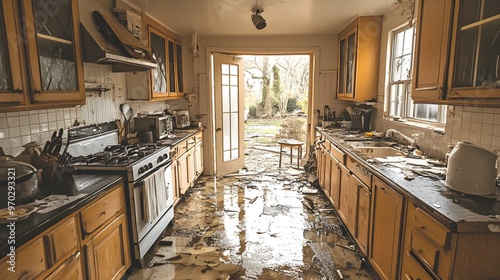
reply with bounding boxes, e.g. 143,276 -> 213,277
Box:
386,129 -> 417,147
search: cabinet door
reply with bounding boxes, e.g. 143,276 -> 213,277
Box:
345,28 -> 357,99
85,213 -> 130,280
412,0 -> 454,103
370,177 -> 404,280
149,27 -> 169,99
187,149 -> 195,185
323,151 -> 332,196
178,152 -> 189,195
167,37 -> 177,96
45,217 -> 78,267
447,0 -> 500,100
195,141 -> 204,177
317,144 -> 324,187
337,37 -> 347,97
0,0 -> 26,104
171,157 -> 180,201
175,41 -> 184,96
329,158 -> 341,209
356,179 -> 371,255
23,0 -> 84,104
338,165 -> 357,232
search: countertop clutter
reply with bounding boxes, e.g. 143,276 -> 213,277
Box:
317,127 -> 500,232
0,174 -> 122,258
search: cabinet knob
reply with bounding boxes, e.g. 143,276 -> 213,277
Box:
34,89 -> 42,94
450,91 -> 459,96
13,88 -> 24,94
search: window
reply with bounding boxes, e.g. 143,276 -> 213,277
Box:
386,25 -> 446,125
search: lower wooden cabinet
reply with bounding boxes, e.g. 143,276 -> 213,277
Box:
173,131 -> 203,197
369,177 -> 405,280
328,157 -> 342,209
338,165 -> 357,232
0,181 -> 130,280
355,178 -> 371,255
84,213 -> 130,280
0,237 -> 46,280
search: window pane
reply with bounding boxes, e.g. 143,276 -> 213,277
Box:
401,54 -> 412,80
230,86 -> 238,111
231,112 -> 239,149
392,57 -> 402,81
230,75 -> 238,86
222,74 -> 230,85
151,32 -> 167,93
222,85 -> 230,112
403,28 -> 414,55
230,64 -> 238,75
389,83 -> 404,117
394,30 -> 404,57
222,64 -> 229,75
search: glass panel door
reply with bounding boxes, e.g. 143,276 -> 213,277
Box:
32,0 -> 77,91
150,30 -> 167,93
221,63 -> 240,162
0,4 -> 12,91
167,39 -> 176,94
176,42 -> 183,94
338,38 -> 346,95
346,30 -> 357,94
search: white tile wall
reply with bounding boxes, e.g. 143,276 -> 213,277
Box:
0,63 -> 180,157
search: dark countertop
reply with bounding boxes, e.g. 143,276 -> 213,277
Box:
316,127 -> 500,233
158,128 -> 201,146
0,174 -> 123,259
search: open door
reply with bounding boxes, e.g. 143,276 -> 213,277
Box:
213,53 -> 245,175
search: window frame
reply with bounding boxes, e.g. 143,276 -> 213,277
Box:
385,23 -> 447,127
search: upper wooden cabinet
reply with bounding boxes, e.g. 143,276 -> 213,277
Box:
337,16 -> 382,102
0,0 -> 27,105
0,0 -> 85,110
413,0 -> 500,106
126,25 -> 184,101
412,0 -> 454,103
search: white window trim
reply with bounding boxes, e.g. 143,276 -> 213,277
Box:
384,23 -> 447,130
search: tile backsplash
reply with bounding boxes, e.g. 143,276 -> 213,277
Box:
0,63 -> 184,157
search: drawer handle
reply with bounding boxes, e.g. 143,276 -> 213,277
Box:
404,274 -> 413,280
14,88 -> 24,94
419,225 -> 426,230
100,210 -> 107,216
356,164 -> 371,177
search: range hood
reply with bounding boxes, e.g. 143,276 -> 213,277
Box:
79,2 -> 156,72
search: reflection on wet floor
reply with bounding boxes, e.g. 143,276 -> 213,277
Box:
128,147 -> 375,280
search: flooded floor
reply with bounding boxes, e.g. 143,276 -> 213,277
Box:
128,146 -> 376,280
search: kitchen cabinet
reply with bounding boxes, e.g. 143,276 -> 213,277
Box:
412,0 -> 454,103
447,0 -> 500,101
323,148 -> 333,197
0,0 -> 84,110
23,0 -> 84,104
171,156 -> 180,203
369,176 -> 404,280
194,132 -> 204,177
355,175 -> 371,255
338,164 -> 357,231
0,238 -> 46,280
328,157 -> 342,209
126,17 -> 184,101
172,131 -> 202,196
84,213 -> 130,280
337,16 -> 382,102
45,217 -> 78,267
0,0 -> 27,105
400,200 -> 500,279
413,0 -> 500,105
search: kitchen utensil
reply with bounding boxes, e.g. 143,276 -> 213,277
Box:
0,157 -> 41,206
446,142 -> 497,196
324,106 -> 331,121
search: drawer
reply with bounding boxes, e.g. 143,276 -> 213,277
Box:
346,155 -> 372,188
0,238 -> 46,280
81,185 -> 124,236
324,139 -> 331,151
329,143 -> 345,164
45,217 -> 78,267
414,207 -> 451,248
46,252 -> 82,280
401,251 -> 434,280
410,229 -> 440,271
187,136 -> 196,149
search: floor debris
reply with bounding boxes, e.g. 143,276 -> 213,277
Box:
128,141 -> 375,280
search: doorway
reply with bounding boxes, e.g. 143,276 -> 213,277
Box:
211,52 -> 313,176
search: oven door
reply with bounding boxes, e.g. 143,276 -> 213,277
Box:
132,164 -> 174,243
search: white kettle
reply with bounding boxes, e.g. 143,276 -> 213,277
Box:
445,142 -> 497,196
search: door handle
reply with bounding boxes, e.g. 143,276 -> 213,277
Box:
216,127 -> 222,132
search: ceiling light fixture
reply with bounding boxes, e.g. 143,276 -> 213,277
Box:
251,8 -> 266,30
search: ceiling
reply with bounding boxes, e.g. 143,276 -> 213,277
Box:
135,0 -> 398,36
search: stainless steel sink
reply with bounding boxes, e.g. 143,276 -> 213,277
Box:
354,147 -> 405,157
348,141 -> 396,148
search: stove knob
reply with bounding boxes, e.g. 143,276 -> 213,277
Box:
148,163 -> 153,169
139,167 -> 144,174
164,153 -> 168,160
143,165 -> 149,172
157,156 -> 163,163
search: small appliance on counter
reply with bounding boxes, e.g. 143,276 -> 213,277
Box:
351,106 -> 373,131
445,142 -> 497,197
173,110 -> 190,128
134,115 -> 174,140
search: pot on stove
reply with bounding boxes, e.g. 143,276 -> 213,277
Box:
445,142 -> 497,196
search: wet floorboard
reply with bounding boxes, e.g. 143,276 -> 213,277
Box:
128,146 -> 375,280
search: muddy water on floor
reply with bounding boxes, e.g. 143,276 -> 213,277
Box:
128,148 -> 375,280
